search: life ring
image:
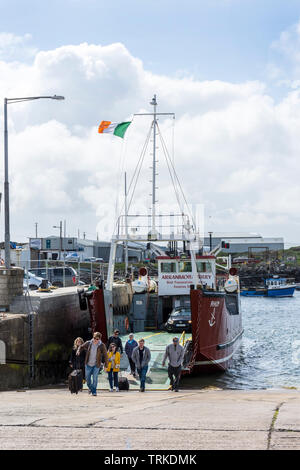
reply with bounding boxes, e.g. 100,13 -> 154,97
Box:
124,316 -> 129,331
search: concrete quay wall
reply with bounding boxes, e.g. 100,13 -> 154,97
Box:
0,267 -> 23,310
0,287 -> 89,391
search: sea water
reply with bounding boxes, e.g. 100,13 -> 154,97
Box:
182,290 -> 300,390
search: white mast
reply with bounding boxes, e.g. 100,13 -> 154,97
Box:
134,95 -> 175,240
150,95 -> 157,237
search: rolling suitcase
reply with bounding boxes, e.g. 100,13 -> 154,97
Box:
68,357 -> 83,394
68,369 -> 83,394
118,373 -> 129,391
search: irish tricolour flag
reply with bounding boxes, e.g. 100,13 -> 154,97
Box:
98,121 -> 131,138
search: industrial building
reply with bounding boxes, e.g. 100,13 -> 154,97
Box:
29,237 -> 146,263
203,232 -> 284,254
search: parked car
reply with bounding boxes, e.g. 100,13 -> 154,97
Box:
29,267 -> 78,287
164,308 -> 192,332
64,252 -> 80,261
23,271 -> 51,290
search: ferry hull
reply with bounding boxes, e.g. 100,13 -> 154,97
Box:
189,288 -> 243,373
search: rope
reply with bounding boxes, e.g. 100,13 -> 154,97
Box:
156,122 -> 197,232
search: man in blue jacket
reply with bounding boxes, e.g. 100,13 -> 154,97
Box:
125,333 -> 138,377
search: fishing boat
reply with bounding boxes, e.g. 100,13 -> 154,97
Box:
265,277 -> 295,297
241,276 -> 295,297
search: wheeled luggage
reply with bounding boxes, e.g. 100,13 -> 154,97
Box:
68,369 -> 83,394
118,375 -> 129,391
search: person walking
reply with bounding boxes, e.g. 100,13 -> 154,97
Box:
77,332 -> 108,396
107,329 -> 123,354
69,337 -> 86,381
106,343 -> 120,392
162,337 -> 184,392
131,339 -> 151,392
125,333 -> 138,377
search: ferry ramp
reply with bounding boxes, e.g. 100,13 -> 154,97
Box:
84,331 -> 191,391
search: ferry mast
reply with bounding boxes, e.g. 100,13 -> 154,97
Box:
134,95 -> 175,239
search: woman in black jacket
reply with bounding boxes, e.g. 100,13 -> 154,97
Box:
69,337 -> 86,380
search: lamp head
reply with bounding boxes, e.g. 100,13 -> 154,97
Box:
51,95 -> 65,100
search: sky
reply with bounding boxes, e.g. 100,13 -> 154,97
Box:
0,0 -> 300,246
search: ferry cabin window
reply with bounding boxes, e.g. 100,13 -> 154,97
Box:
179,261 -> 192,272
161,262 -> 177,273
196,261 -> 212,273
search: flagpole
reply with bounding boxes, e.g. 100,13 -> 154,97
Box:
124,171 -> 128,275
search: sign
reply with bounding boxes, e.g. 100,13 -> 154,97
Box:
30,238 -> 41,250
158,272 -> 214,296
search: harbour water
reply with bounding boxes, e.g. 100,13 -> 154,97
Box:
182,290 -> 300,390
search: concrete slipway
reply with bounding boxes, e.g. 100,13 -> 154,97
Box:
0,388 -> 299,450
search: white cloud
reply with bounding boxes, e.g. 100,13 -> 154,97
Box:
0,32 -> 37,61
0,39 -> 299,244
268,19 -> 300,91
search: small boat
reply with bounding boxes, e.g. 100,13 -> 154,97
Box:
241,277 -> 295,297
240,287 -> 266,297
265,277 -> 295,297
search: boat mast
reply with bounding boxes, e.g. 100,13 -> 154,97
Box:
133,95 -> 175,239
150,95 -> 157,236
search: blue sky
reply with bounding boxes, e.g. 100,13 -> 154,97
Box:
1,0 -> 300,244
1,0 -> 300,83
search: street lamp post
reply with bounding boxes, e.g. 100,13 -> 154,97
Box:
3,95 -> 64,268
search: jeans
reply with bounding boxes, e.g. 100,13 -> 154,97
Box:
168,365 -> 181,390
108,371 -> 119,389
137,365 -> 148,389
85,364 -> 100,395
128,357 -> 136,374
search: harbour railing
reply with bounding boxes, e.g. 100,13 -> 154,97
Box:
14,259 -> 114,289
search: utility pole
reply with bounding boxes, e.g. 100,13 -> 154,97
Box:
53,221 -> 62,260
35,222 -> 38,238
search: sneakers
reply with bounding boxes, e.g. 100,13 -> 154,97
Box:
109,388 -> 113,392
140,387 -> 145,392
115,387 -> 119,392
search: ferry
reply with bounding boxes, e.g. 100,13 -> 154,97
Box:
79,96 -> 243,376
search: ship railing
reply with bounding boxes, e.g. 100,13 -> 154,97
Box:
115,213 -> 202,244
179,330 -> 186,347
